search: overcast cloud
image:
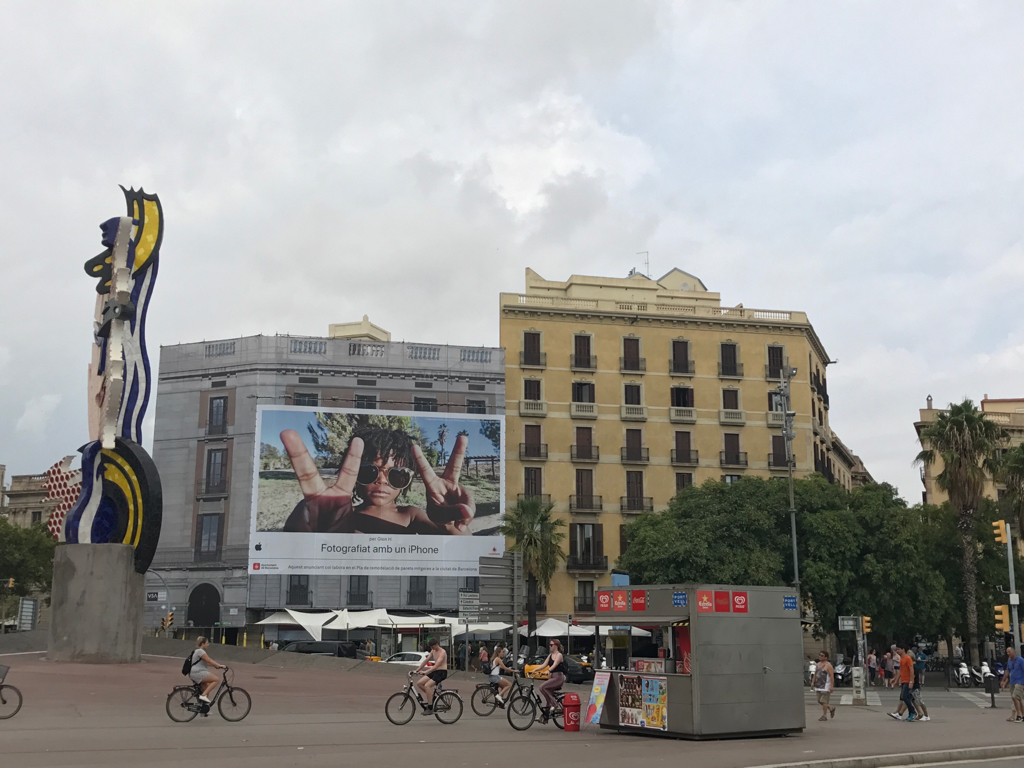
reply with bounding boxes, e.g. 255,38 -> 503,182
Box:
2,1 -> 1022,501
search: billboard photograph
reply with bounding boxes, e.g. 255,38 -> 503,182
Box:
250,406 -> 505,575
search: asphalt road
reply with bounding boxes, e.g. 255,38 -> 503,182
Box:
3,652 -> 1024,768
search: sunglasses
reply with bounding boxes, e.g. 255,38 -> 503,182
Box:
357,464 -> 414,490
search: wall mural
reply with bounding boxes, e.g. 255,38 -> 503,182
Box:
63,187 -> 164,574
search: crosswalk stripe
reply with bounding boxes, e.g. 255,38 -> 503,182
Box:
956,691 -> 991,709
838,692 -> 882,706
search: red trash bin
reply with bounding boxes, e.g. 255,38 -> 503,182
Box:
562,692 -> 581,732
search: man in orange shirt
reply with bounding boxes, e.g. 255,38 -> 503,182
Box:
887,644 -> 918,722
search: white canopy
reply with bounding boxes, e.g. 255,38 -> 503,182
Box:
255,609 -> 337,641
598,625 -> 652,637
517,617 -> 594,637
428,615 -> 512,637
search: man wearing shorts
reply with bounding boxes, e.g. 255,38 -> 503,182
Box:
413,638 -> 448,713
1001,646 -> 1024,723
812,650 -> 835,721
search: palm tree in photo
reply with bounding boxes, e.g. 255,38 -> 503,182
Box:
499,496 -> 566,654
437,423 -> 448,465
916,399 -> 1006,668
997,443 -> 1024,542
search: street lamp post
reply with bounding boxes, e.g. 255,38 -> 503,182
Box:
147,569 -> 172,638
772,361 -> 800,589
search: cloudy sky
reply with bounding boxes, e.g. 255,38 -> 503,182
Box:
2,1 -> 1022,501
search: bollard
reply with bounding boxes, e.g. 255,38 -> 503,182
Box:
562,692 -> 581,732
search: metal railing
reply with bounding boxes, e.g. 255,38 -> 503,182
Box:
346,590 -> 373,607
718,362 -> 744,378
569,495 -> 603,511
766,365 -> 783,380
195,477 -> 228,499
621,447 -> 649,463
768,453 -> 791,470
406,591 -> 432,608
566,555 -> 609,572
571,444 -> 600,461
206,422 -> 228,436
720,451 -> 748,467
620,357 -> 646,372
671,449 -> 699,465
620,496 -> 653,513
669,359 -> 694,375
574,597 -> 596,613
519,352 -> 546,368
570,355 -> 597,370
519,443 -> 548,460
517,493 -> 551,504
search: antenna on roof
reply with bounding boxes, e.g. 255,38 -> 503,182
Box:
636,251 -> 650,277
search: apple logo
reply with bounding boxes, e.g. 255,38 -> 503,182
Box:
255,543 -> 262,551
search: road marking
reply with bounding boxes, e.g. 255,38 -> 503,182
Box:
838,692 -> 881,706
0,651 -> 46,657
956,691 -> 992,708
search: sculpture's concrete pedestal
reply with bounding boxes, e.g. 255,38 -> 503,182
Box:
48,544 -> 144,663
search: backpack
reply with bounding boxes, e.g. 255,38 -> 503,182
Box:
182,650 -> 195,677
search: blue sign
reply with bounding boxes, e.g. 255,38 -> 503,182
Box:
673,591 -> 687,608
783,595 -> 798,611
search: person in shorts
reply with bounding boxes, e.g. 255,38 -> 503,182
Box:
188,636 -> 226,703
413,638 -> 448,713
489,642 -> 514,704
812,650 -> 835,721
1001,646 -> 1024,722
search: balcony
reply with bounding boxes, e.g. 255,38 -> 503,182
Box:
719,409 -> 746,425
669,407 -> 696,424
574,597 -> 596,613
519,400 -> 548,418
206,422 -> 228,437
571,444 -> 600,462
766,411 -> 786,427
406,591 -> 432,608
768,453 -> 791,471
718,362 -> 744,379
620,447 -> 649,464
620,357 -> 646,373
519,443 -> 548,461
518,493 -> 551,505
812,419 -> 821,436
671,449 -> 699,466
765,365 -> 783,381
669,359 -> 694,376
570,495 -> 603,511
346,590 -> 373,607
720,451 -> 748,468
620,496 -> 654,514
566,555 -> 609,572
519,351 -> 546,369
195,477 -> 229,500
569,402 -> 598,420
620,405 -> 648,421
570,355 -> 597,371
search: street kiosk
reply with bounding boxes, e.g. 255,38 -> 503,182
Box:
587,584 -> 804,739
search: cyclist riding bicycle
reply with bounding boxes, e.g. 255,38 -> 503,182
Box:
489,641 -> 514,705
188,637 -> 226,704
529,639 -> 566,722
412,638 -> 448,713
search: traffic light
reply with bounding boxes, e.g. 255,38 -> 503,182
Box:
167,611 -> 174,628
5,578 -> 12,588
994,520 -> 1008,544
996,605 -> 1011,632
159,617 -> 167,631
862,616 -> 872,634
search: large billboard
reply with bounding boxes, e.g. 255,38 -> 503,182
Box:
249,406 -> 505,576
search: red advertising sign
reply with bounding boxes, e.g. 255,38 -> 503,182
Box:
597,591 -> 612,612
631,591 -> 646,612
696,590 -> 714,613
714,591 -> 731,612
613,590 -> 628,611
732,591 -> 748,613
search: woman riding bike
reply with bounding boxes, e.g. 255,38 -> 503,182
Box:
489,642 -> 514,705
189,636 -> 226,704
529,639 -> 566,722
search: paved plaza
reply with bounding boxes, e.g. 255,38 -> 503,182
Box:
3,650 -> 1024,768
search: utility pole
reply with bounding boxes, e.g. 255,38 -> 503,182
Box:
995,521 -> 1021,650
772,359 -> 800,588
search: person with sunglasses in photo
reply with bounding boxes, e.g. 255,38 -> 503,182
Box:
281,424 -> 475,534
528,639 -> 566,724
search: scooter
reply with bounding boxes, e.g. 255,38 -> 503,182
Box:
806,660 -> 817,686
834,662 -> 851,687
971,664 -> 988,686
954,662 -> 973,687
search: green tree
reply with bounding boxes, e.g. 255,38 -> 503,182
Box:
437,423 -> 448,465
479,420 -> 501,456
307,413 -> 436,467
997,443 -> 1024,540
499,497 -> 566,653
916,399 -> 1007,667
0,518 -> 58,624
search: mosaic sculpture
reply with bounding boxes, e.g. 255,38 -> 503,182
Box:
63,188 -> 164,574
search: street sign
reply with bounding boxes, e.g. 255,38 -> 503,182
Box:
17,597 -> 39,632
458,589 -> 480,622
838,615 -> 859,632
146,590 -> 167,603
478,552 -> 524,623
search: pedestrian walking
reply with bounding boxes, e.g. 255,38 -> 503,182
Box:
887,644 -> 918,722
914,646 -> 927,686
812,650 -> 836,722
1000,646 -> 1024,723
867,650 -> 878,686
883,652 -> 895,689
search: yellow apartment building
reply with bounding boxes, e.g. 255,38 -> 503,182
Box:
916,395 -> 1024,506
500,268 -> 856,618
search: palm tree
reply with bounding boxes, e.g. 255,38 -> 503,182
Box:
499,496 -> 567,653
916,399 -> 1006,668
998,443 -> 1024,541
437,423 -> 448,465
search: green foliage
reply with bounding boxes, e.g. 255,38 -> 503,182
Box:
307,413 -> 437,467
260,442 -> 287,470
499,497 -> 566,591
0,517 -> 57,596
479,420 -> 501,456
997,443 -> 1024,540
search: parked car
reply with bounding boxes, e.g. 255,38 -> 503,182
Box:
523,652 -> 592,684
280,640 -> 357,658
384,651 -> 434,667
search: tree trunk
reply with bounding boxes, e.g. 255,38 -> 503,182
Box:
960,527 -> 981,669
945,632 -> 955,691
527,574 -> 538,656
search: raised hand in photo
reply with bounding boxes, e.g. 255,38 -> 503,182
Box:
281,431 -> 363,533
413,434 -> 476,535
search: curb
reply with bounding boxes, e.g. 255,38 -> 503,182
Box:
748,743 -> 1024,768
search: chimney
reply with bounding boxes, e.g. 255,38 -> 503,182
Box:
926,395 -> 933,410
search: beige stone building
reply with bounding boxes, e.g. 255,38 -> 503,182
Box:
917,395 -> 1024,505
500,268 -> 863,617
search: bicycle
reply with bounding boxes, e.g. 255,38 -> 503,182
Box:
165,666 -> 252,722
471,670 -> 530,717
385,671 -> 463,725
506,672 -> 565,731
0,665 -> 23,720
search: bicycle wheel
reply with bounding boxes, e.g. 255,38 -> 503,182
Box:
165,687 -> 199,723
471,686 -> 497,717
385,692 -> 417,725
551,705 -> 564,730
0,685 -> 23,719
506,693 -> 536,731
218,686 -> 252,722
433,691 -> 463,724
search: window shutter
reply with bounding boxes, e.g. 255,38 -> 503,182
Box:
524,332 -> 540,356
626,429 -> 642,450
724,433 -> 740,453
576,469 -> 593,497
773,435 -> 787,461
576,426 -> 592,448
673,340 -> 688,362
623,337 -> 640,359
570,524 -> 578,558
722,389 -> 739,410
575,335 -> 591,358
524,425 -> 541,445
594,524 -> 604,558
675,431 -> 690,453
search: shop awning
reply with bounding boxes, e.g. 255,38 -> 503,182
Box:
255,609 -> 337,641
516,617 -> 595,637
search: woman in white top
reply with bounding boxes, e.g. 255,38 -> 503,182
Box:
489,642 -> 514,703
190,637 -> 226,703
